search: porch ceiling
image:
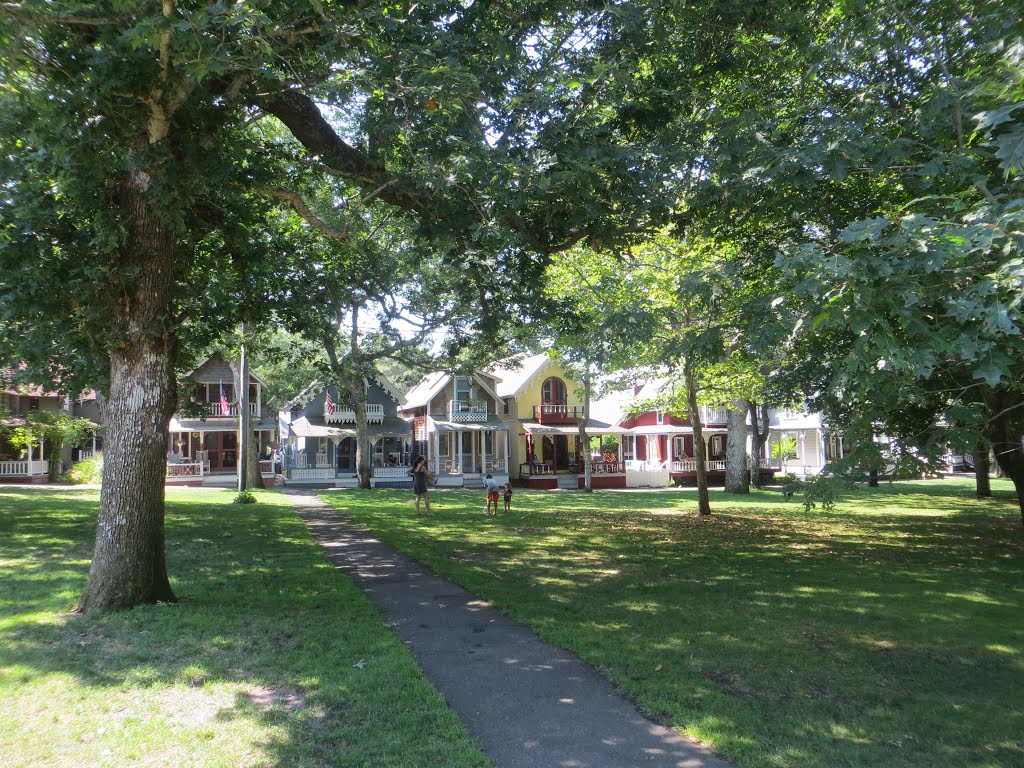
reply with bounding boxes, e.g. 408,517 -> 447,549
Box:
519,420 -> 628,435
429,415 -> 509,432
170,416 -> 277,433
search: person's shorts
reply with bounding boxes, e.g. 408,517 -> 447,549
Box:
486,491 -> 499,502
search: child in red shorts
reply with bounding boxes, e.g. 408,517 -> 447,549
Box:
484,474 -> 500,515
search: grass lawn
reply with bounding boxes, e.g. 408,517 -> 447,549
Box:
321,477 -> 1024,768
0,486 -> 489,768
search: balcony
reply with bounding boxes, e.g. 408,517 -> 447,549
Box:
448,399 -> 488,423
533,404 -> 585,424
325,402 -> 385,424
698,406 -> 728,425
181,402 -> 262,419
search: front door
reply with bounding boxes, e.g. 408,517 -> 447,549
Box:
206,432 -> 238,472
542,434 -> 569,470
337,438 -> 354,472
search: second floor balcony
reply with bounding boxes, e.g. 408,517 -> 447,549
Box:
180,401 -> 262,419
698,406 -> 728,425
533,404 -> 585,424
448,398 -> 488,422
325,402 -> 385,424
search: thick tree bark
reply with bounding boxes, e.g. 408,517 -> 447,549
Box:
982,387 -> 1024,524
684,360 -> 711,516
974,440 -> 991,499
78,168 -> 178,613
724,400 -> 749,494
352,390 -> 372,490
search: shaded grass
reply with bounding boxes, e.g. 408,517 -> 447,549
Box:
321,478 -> 1024,768
0,487 -> 489,768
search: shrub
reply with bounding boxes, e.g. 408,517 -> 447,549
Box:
66,454 -> 103,485
234,490 -> 257,504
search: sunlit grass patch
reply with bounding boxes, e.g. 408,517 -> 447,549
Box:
322,478 -> 1024,768
0,487 -> 489,768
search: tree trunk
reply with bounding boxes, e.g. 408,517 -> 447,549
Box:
341,373 -> 372,490
78,168 -> 178,613
247,426 -> 264,488
747,401 -> 770,490
578,368 -> 592,492
724,400 -> 749,494
974,440 -> 991,499
982,387 -> 1024,524
229,353 -> 262,491
684,360 -> 711,516
47,437 -> 63,482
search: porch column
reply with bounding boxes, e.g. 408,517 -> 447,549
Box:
457,430 -> 463,474
481,430 -> 487,475
432,430 -> 440,475
39,432 -> 44,474
818,431 -> 826,471
504,431 -> 510,475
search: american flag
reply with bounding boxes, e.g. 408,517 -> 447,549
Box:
219,382 -> 230,416
325,390 -> 335,415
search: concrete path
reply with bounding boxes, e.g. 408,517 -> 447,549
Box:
285,489 -> 733,768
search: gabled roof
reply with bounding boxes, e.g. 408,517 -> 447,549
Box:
184,353 -> 267,386
285,372 -> 404,412
486,353 -> 558,399
402,369 -> 502,409
401,370 -> 448,409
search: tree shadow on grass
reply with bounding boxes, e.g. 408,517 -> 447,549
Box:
0,487 -> 487,768
326,486 -> 1024,768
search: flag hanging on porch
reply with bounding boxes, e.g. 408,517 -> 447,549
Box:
219,381 -> 230,416
325,389 -> 335,415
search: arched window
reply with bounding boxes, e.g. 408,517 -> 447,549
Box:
541,377 -> 567,405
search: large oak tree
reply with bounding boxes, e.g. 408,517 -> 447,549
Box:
1,0 -> 809,610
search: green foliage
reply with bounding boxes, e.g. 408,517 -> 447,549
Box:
65,453 -> 103,485
233,490 -> 257,504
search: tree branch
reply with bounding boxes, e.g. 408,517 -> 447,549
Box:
269,187 -> 349,241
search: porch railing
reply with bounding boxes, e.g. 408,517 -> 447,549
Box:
176,402 -> 263,419
586,460 -> 624,474
520,462 -> 554,476
533,404 -> 585,424
671,459 -> 728,472
167,461 -> 203,478
373,465 -> 412,479
0,459 -> 48,477
325,402 -> 385,424
448,399 -> 488,422
289,467 -> 335,480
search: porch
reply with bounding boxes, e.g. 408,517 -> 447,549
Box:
282,415 -> 415,487
423,416 -> 511,488
165,451 -> 275,486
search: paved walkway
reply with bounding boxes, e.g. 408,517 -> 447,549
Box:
285,489 -> 733,768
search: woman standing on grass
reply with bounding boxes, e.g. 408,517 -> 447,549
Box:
408,455 -> 434,515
